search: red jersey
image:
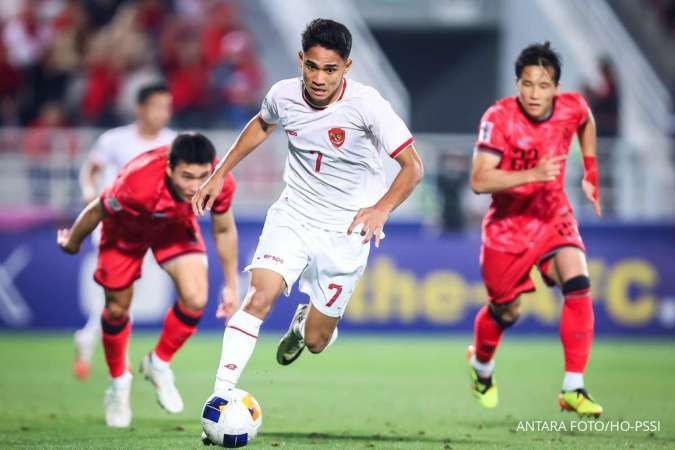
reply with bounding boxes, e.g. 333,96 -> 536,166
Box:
100,146 -> 235,252
475,92 -> 589,254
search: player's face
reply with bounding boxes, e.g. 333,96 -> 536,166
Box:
516,65 -> 559,120
166,161 -> 212,201
299,45 -> 351,107
137,92 -> 173,132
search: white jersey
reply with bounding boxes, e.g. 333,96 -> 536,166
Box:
88,123 -> 177,189
260,77 -> 413,232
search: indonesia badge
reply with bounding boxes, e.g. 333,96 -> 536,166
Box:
328,128 -> 345,148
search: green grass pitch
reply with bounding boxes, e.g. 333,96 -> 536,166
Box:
0,333 -> 673,449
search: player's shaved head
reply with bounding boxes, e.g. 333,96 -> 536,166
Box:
515,42 -> 562,85
302,18 -> 352,60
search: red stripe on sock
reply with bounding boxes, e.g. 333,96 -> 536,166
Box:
227,325 -> 258,340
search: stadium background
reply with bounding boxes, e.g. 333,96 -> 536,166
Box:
0,0 -> 673,449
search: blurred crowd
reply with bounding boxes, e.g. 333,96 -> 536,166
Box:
0,0 -> 263,130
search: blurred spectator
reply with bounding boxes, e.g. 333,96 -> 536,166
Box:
581,57 -> 619,137
436,152 -> 469,231
22,102 -> 78,204
0,0 -> 262,128
210,29 -> 262,128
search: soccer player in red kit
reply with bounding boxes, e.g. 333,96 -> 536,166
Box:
57,133 -> 239,427
467,42 -> 603,417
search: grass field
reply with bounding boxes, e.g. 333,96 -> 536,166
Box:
0,333 -> 674,449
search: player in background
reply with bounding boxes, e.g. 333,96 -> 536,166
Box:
467,42 -> 603,417
58,134 -> 239,427
73,82 -> 177,380
191,18 -> 423,437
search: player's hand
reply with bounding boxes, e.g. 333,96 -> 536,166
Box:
191,173 -> 225,216
57,228 -> 80,254
216,285 -> 240,320
530,155 -> 566,182
582,179 -> 602,217
347,206 -> 389,248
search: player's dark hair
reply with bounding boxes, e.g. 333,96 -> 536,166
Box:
169,133 -> 216,168
301,18 -> 352,60
515,42 -> 562,84
136,82 -> 170,105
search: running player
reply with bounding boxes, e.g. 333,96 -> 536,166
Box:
467,42 -> 603,417
191,18 -> 423,435
74,82 -> 176,380
58,133 -> 239,427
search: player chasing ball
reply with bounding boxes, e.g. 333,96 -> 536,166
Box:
191,18 -> 423,445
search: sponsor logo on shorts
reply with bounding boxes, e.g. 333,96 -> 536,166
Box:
223,363 -> 237,370
262,254 -> 284,264
285,129 -> 298,136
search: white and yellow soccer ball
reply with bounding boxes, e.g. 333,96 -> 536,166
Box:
201,389 -> 262,448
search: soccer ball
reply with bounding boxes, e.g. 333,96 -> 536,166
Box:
201,389 -> 262,447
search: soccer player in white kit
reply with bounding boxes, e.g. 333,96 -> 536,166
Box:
191,18 -> 424,416
73,82 -> 176,380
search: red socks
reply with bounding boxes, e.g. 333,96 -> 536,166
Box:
154,302 -> 203,362
473,305 -> 504,363
101,309 -> 131,378
560,288 -> 594,372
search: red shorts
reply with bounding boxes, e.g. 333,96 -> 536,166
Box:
94,218 -> 206,291
480,223 -> 585,304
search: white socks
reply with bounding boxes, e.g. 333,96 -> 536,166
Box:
151,351 -> 170,370
563,371 -> 584,391
214,310 -> 262,393
470,355 -> 495,379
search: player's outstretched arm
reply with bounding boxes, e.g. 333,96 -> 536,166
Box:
578,109 -> 602,216
211,209 -> 240,319
471,151 -> 565,194
56,198 -> 104,254
192,114 -> 276,216
348,145 -> 423,248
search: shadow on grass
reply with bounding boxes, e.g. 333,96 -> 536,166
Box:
261,431 -> 485,445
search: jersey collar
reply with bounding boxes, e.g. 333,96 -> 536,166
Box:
302,78 -> 347,110
516,97 -> 557,124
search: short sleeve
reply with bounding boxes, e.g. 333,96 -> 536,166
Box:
210,173 -> 237,214
99,169 -> 145,218
88,131 -> 113,167
100,182 -> 135,218
364,90 -> 414,158
475,105 -> 508,156
259,85 -> 280,125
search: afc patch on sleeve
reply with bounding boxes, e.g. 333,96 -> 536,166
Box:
479,121 -> 493,143
105,196 -> 122,212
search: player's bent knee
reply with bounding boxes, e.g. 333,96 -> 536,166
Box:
562,275 -> 590,295
104,301 -> 129,320
305,332 -> 331,354
180,290 -> 208,311
489,300 -> 521,329
243,289 -> 276,319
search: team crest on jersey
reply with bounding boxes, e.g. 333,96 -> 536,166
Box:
328,128 -> 345,147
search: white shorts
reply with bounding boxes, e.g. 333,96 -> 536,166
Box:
245,204 -> 370,318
